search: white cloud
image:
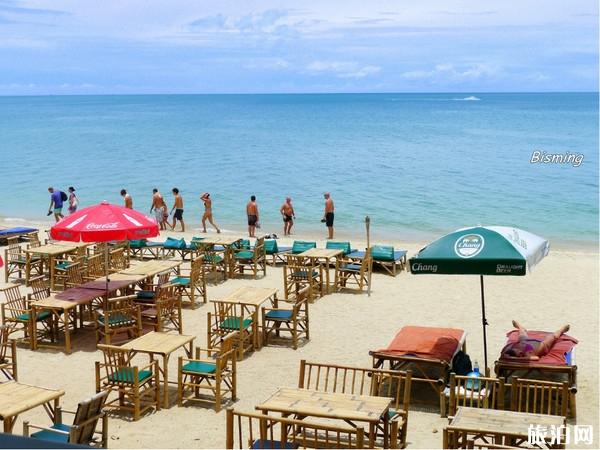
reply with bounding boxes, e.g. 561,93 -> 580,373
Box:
401,63 -> 497,81
306,61 -> 381,79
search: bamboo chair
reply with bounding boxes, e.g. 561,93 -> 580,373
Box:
510,378 -> 569,418
371,370 -> 412,448
108,248 -> 128,273
198,243 -> 227,281
232,237 -> 267,279
443,373 -> 505,419
261,294 -> 309,350
4,237 -> 42,282
134,272 -> 172,305
63,262 -> 85,289
95,344 -> 159,421
170,257 -> 207,309
26,233 -> 41,249
283,254 -> 321,303
27,276 -> 51,301
207,302 -> 254,360
95,297 -> 142,345
23,391 -> 109,447
335,249 -> 373,293
55,251 -> 86,290
225,408 -> 381,449
0,284 -> 52,348
178,332 -> 237,412
140,284 -> 183,333
84,254 -> 105,281
0,325 -> 17,380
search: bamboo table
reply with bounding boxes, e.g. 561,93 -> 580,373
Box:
257,387 -> 392,448
23,243 -> 87,289
0,381 -> 64,433
298,248 -> 344,295
30,296 -> 80,353
196,236 -> 243,278
119,260 -> 181,278
211,286 -> 278,349
444,406 -> 566,449
120,331 -> 195,408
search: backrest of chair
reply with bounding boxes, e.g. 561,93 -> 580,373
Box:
27,233 -> 41,248
97,344 -> 133,381
0,285 -> 26,315
190,257 -> 205,282
264,239 -> 277,254
285,254 -> 315,274
371,369 -> 412,412
86,254 -> 105,278
109,248 -> 127,271
510,378 -> 568,417
0,325 -> 10,361
326,241 -> 351,255
226,409 -> 365,449
66,263 -> 84,286
6,238 -> 23,261
213,301 -> 244,325
70,391 -> 108,444
253,237 -> 265,258
216,332 -> 237,371
29,276 -> 50,301
448,373 -> 504,416
298,360 -> 377,395
156,285 -> 180,318
292,240 -> 316,254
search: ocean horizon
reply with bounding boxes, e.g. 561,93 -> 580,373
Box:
1,92 -> 597,245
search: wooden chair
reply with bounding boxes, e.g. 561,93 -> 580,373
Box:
0,284 -> 52,348
233,237 -> 267,279
225,408 -> 379,449
510,378 -> 568,418
261,294 -> 309,350
4,237 -> 42,282
95,344 -> 159,421
108,248 -> 128,273
198,243 -> 227,281
140,284 -> 183,333
443,373 -> 505,419
207,302 -> 254,360
64,262 -> 85,289
335,249 -> 372,293
95,297 -> 142,345
371,369 -> 412,448
23,391 -> 109,447
26,233 -> 41,249
169,257 -> 207,309
84,254 -> 106,281
283,254 -> 321,303
178,332 -> 237,412
27,276 -> 51,301
134,271 -> 172,305
0,325 -> 17,380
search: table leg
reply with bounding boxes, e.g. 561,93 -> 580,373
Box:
162,354 -> 169,408
31,306 -> 38,351
382,410 -> 389,449
64,308 -> 71,354
49,255 -> 55,291
25,252 -> 31,285
369,422 -> 377,448
3,415 -> 15,433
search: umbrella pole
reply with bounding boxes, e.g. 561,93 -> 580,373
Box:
366,216 -> 371,297
480,275 -> 489,371
105,245 -> 109,308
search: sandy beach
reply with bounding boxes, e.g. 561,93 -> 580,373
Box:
1,219 -> 598,449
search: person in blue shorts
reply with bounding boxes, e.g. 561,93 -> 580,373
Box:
47,187 -> 64,222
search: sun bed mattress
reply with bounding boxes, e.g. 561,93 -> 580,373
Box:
375,325 -> 465,363
500,330 -> 578,366
0,226 -> 37,236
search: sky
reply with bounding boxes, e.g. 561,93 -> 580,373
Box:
0,0 -> 597,94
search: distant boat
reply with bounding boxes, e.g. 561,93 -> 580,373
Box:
454,95 -> 481,101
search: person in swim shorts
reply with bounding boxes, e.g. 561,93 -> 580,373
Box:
502,320 -> 570,360
47,187 -> 64,222
246,195 -> 259,238
280,197 -> 295,236
150,188 -> 167,230
169,187 -> 185,232
323,192 -> 334,239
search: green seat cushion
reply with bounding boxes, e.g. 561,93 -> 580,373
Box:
264,239 -> 278,254
31,423 -> 71,443
326,241 -> 352,255
292,241 -> 316,254
341,263 -> 362,271
265,310 -> 294,320
55,261 -> 72,270
136,291 -> 155,300
204,254 -> 223,263
234,250 -> 254,259
129,239 -> 147,248
17,310 -> 51,322
234,239 -> 251,249
170,276 -> 190,286
98,313 -> 136,326
220,317 -> 252,330
164,237 -> 186,249
371,245 -> 394,261
108,368 -> 152,383
291,270 -> 318,279
182,361 -> 217,374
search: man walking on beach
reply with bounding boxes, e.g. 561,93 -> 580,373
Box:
201,192 -> 221,233
150,188 -> 167,230
280,197 -> 295,236
246,195 -> 259,238
323,192 -> 334,239
170,188 -> 185,232
121,189 -> 133,209
47,187 -> 64,222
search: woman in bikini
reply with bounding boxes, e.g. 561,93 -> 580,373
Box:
502,320 -> 570,360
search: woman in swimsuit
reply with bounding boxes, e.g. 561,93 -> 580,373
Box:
502,320 -> 570,360
67,186 -> 78,214
201,192 -> 220,233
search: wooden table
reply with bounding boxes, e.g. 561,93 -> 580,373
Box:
119,260 -> 181,278
211,286 -> 278,349
0,381 -> 64,433
120,331 -> 195,408
23,243 -> 87,289
298,248 -> 344,295
257,387 -> 392,448
444,407 -> 566,449
197,236 -> 243,277
31,297 -> 80,353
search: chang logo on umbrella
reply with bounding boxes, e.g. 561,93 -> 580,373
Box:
454,234 -> 485,258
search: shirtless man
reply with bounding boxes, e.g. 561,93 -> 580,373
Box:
150,188 -> 167,230
201,192 -> 221,233
169,188 -> 185,232
246,195 -> 259,238
280,197 -> 295,236
502,320 -> 570,360
323,192 -> 334,239
121,189 -> 133,209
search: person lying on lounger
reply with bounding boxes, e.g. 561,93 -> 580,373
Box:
502,320 -> 570,361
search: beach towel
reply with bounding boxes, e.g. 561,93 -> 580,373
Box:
376,325 -> 465,363
500,330 -> 578,366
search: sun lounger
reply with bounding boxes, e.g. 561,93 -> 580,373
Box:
366,245 -> 407,276
292,240 -> 316,254
370,325 -> 466,414
0,227 -> 38,244
128,239 -> 164,260
264,239 -> 292,265
326,241 -> 355,255
494,329 -> 578,418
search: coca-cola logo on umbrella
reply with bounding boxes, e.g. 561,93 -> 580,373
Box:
85,222 -> 119,230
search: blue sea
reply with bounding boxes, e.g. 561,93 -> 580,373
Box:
0,93 -> 597,245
